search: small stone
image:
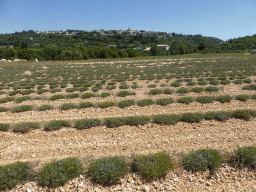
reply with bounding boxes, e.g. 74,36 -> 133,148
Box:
79,175 -> 84,179
77,182 -> 84,188
128,176 -> 133,183
137,180 -> 142,185
31,155 -> 36,158
26,188 -> 32,192
116,186 -> 124,191
153,182 -> 159,188
146,144 -> 151,149
188,176 -> 193,182
143,185 -> 150,192
173,178 -> 179,182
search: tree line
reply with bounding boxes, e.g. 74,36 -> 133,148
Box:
0,30 -> 255,61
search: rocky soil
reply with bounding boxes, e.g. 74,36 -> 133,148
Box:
1,59 -> 256,191
2,118 -> 256,191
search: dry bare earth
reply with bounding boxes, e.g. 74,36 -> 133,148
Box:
0,57 -> 256,191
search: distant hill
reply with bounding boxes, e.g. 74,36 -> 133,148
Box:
0,30 -> 255,61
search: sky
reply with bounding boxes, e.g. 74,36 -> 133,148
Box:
0,0 -> 256,41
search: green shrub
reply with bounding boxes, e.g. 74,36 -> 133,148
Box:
235,94 -> 250,101
37,104 -> 53,111
230,146 -> 256,169
177,97 -> 194,104
218,76 -> 227,80
187,81 -> 196,86
192,87 -> 204,93
66,93 -> 80,99
204,112 -> 216,120
49,94 -> 65,100
0,97 -> 15,103
156,98 -> 174,106
91,85 -> 102,92
242,84 -> 256,90
9,90 -> 21,96
205,86 -> 219,92
181,113 -> 203,123
124,116 -> 150,126
106,85 -> 116,90
0,107 -> 8,112
117,100 -> 135,108
119,84 -> 129,89
209,80 -> 220,85
49,84 -> 59,89
107,81 -> 116,86
232,110 -> 253,120
34,96 -> 42,100
98,101 -> 115,108
65,88 -> 79,92
170,81 -> 181,87
16,96 -> 31,103
233,79 -> 243,84
103,117 -> 125,128
196,96 -> 216,103
78,102 -> 94,108
182,149 -> 223,174
44,120 -> 71,131
60,83 -> 67,88
131,84 -> 139,89
214,111 -> 230,121
137,99 -> 154,107
13,122 -> 40,133
229,75 -> 236,80
116,91 -> 135,97
59,103 -> 77,110
176,87 -> 190,94
75,119 -> 101,129
79,87 -> 89,92
251,94 -> 256,100
12,105 -> 32,113
153,114 -> 180,125
50,88 -> 62,93
81,93 -> 95,99
163,88 -> 173,94
220,80 -> 231,85
21,90 -> 35,95
100,92 -> 110,97
87,156 -> 128,185
148,84 -> 157,88
37,157 -> 83,187
37,89 -> 49,95
148,89 -> 162,95
217,95 -> 233,103
0,162 -> 35,191
132,152 -> 173,179
0,123 -> 10,132
244,79 -> 252,84
160,83 -> 167,87
197,81 -> 208,85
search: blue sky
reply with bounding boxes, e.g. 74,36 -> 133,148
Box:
0,0 -> 255,41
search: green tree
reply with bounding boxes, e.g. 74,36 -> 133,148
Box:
0,49 -> 4,59
150,45 -> 159,56
169,41 -> 179,55
198,42 -> 206,51
5,49 -> 16,59
43,44 -> 58,60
